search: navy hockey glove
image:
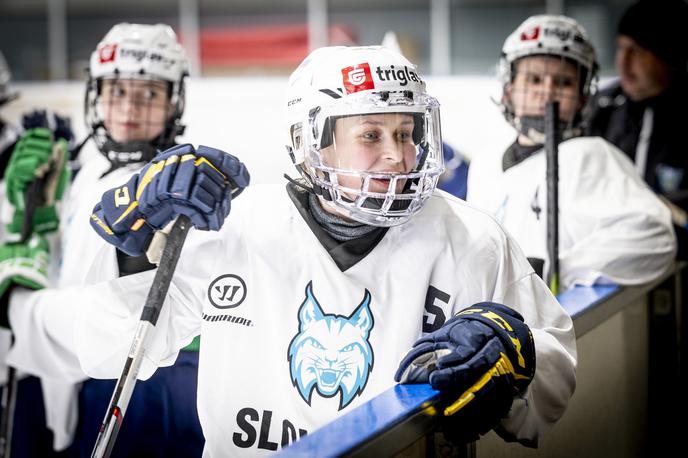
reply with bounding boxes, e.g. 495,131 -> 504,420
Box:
90,144 -> 250,256
395,302 -> 535,443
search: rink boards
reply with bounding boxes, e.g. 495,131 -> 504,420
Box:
279,265 -> 683,458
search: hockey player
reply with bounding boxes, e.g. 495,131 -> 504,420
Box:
0,50 -> 78,458
0,25 -> 204,456
467,15 -> 676,289
6,46 -> 575,454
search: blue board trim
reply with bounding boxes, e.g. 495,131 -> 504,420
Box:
278,384 -> 441,457
556,284 -> 620,319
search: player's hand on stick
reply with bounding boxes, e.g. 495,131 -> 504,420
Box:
395,302 -> 536,443
4,128 -> 70,235
90,144 -> 250,256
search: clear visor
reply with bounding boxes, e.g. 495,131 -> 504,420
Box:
94,76 -> 173,144
304,92 -> 444,226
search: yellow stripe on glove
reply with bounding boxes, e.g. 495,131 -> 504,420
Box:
443,352 -> 529,416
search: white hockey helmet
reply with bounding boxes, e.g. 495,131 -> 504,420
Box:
0,50 -> 18,106
498,15 -> 598,141
85,23 -> 189,166
285,46 -> 444,227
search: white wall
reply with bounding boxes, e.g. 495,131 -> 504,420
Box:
3,76 -> 517,183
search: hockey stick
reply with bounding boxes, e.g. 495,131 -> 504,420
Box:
90,215 -> 191,458
545,101 -> 560,295
0,179 -> 48,458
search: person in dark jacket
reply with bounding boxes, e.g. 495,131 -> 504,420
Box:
587,0 -> 688,257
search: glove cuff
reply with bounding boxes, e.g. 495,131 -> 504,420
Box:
0,251 -> 49,326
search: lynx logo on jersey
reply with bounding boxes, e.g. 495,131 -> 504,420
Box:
287,282 -> 374,410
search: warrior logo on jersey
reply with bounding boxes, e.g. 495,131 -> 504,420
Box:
208,274 -> 247,309
287,282 -> 374,410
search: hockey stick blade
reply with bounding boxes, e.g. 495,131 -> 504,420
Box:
90,215 -> 192,458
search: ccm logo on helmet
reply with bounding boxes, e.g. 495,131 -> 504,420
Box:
342,63 -> 375,94
98,44 -> 118,63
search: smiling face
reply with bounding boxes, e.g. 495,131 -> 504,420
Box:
319,113 -> 418,195
99,78 -> 174,143
506,55 -> 583,125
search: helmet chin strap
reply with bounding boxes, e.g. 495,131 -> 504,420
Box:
516,116 -> 582,144
93,117 -> 184,169
283,172 -> 318,196
103,138 -> 158,164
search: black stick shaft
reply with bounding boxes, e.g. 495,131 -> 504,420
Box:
21,181 -> 45,242
545,101 -> 560,295
91,215 -> 191,458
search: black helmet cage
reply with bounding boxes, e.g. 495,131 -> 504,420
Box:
84,70 -> 187,167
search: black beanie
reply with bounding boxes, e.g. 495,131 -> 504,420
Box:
618,0 -> 688,69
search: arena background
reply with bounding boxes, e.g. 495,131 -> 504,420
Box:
0,0 -> 629,183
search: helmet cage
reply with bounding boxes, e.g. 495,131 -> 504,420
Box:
503,55 -> 592,143
300,90 -> 444,227
85,72 -> 186,166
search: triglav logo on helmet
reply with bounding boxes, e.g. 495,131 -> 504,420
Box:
374,65 -> 421,87
520,26 -> 540,41
341,63 -> 375,94
543,26 -> 572,42
119,48 -> 178,69
98,44 -> 118,63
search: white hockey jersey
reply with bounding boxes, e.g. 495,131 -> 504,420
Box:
59,144 -> 132,287
6,184 -> 577,456
467,136 -> 676,288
